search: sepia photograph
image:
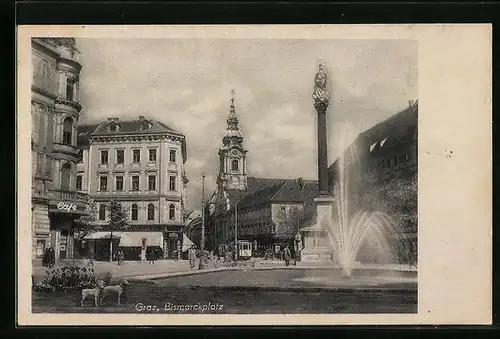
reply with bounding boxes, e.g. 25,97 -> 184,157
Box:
17,24 -> 491,325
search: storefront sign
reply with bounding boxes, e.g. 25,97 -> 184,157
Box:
57,202 -> 77,212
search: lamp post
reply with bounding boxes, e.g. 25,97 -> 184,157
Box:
234,201 -> 238,261
199,171 -> 207,269
201,171 -> 205,251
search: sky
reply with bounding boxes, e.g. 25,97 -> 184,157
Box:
76,38 -> 417,211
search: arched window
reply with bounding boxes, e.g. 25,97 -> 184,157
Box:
63,117 -> 73,145
231,159 -> 239,171
131,204 -> 138,221
98,204 -> 106,220
60,163 -> 71,191
147,204 -> 155,221
169,204 -> 175,220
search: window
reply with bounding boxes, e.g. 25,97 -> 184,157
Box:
116,150 -> 124,164
66,78 -> 75,101
98,204 -> 106,220
99,176 -> 108,191
116,176 -> 123,191
169,149 -> 176,163
169,204 -> 175,220
131,204 -> 138,221
169,175 -> 176,191
76,175 -> 82,191
231,159 -> 239,171
148,175 -> 156,191
100,150 -> 109,165
61,163 -> 71,191
147,204 -> 155,221
62,117 -> 73,145
132,149 -> 141,163
132,175 -> 140,191
149,149 -> 157,162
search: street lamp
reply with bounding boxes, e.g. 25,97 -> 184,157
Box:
201,171 -> 206,251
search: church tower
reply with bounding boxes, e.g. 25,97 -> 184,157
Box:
217,90 -> 248,191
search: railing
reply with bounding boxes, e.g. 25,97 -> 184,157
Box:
51,143 -> 79,156
55,98 -> 82,112
49,189 -> 88,202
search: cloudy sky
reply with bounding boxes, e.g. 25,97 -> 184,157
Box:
76,38 -> 417,211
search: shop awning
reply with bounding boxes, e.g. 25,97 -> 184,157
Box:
84,231 -> 121,240
182,233 -> 195,252
118,232 -> 163,247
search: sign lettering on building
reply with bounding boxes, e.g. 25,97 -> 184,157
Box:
57,202 -> 77,212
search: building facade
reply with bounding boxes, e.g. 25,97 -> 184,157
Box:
31,37 -> 87,260
77,117 -> 189,261
206,93 -> 318,256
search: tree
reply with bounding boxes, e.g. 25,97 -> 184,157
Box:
276,205 -> 316,241
108,199 -> 129,262
73,199 -> 101,257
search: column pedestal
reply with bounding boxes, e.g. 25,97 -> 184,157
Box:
299,195 -> 335,262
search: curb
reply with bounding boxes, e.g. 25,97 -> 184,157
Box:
142,281 -> 418,293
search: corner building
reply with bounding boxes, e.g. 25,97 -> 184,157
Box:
77,117 -> 189,261
31,38 -> 87,260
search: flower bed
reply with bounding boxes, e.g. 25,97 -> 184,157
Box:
33,263 -> 103,292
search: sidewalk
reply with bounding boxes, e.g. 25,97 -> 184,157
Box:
31,259 -> 194,284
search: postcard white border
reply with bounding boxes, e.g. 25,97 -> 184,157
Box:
17,24 -> 492,325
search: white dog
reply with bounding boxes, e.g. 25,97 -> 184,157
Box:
80,280 -> 105,307
99,280 -> 129,305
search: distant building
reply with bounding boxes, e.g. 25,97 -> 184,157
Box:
206,94 -> 318,255
77,116 -> 189,261
31,37 -> 87,261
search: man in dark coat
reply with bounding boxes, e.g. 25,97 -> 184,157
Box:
46,247 -> 55,268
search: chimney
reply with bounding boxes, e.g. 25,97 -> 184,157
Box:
298,177 -> 305,190
139,116 -> 145,120
107,117 -> 119,122
408,100 -> 415,107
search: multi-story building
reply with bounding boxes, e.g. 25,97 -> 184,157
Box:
327,100 -> 418,264
31,37 -> 87,260
77,116 -> 189,261
206,94 -> 318,255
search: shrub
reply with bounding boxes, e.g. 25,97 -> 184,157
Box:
33,263 -> 99,292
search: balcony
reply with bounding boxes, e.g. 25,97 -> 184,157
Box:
48,189 -> 89,215
49,189 -> 89,203
55,98 -> 82,113
51,143 -> 79,157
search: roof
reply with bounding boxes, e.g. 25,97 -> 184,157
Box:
222,177 -> 319,210
329,100 -> 418,170
77,124 -> 99,148
91,118 -> 182,136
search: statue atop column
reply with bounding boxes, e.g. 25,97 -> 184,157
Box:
313,60 -> 331,109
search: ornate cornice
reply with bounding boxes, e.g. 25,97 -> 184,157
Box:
90,133 -> 184,144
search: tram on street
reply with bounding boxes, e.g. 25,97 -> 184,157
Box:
237,240 -> 252,260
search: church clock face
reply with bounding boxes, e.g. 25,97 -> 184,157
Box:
230,149 -> 240,157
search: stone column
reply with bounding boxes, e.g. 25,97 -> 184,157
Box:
315,101 -> 330,196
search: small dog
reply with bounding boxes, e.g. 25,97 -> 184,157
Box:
80,280 -> 105,307
99,280 -> 129,305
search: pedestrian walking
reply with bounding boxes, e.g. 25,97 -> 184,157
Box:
46,247 -> 55,268
284,245 -> 292,267
188,245 -> 197,269
88,247 -> 95,266
117,248 -> 124,265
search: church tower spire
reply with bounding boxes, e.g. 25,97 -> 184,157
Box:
217,89 -> 248,191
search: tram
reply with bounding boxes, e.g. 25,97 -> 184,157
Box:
237,240 -> 252,260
